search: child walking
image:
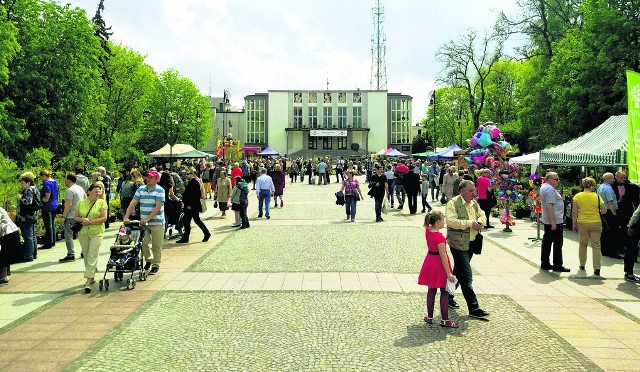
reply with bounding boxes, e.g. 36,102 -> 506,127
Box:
417,211 -> 458,328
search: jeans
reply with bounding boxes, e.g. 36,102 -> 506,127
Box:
450,248 -> 479,312
395,185 -> 406,207
407,193 -> 418,214
258,190 -> 271,217
20,219 -> 37,260
541,223 -> 564,267
182,209 -> 209,240
345,195 -> 357,220
64,218 -> 76,256
421,194 -> 431,211
386,180 -> 395,206
42,210 -> 56,245
374,195 -> 384,219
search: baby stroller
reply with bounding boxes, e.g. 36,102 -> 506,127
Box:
164,200 -> 185,240
99,221 -> 148,291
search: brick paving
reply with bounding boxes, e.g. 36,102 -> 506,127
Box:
0,176 -> 639,371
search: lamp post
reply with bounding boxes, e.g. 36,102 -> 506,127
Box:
168,112 -> 178,172
429,90 -> 437,148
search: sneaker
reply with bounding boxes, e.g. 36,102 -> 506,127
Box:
258,214 -> 263,218
469,308 -> 490,318
144,262 -> 152,271
594,269 -> 601,276
448,299 -> 460,309
58,255 -> 75,263
624,274 -> 640,283
231,224 -> 241,228
149,267 -> 159,275
266,215 -> 270,219
202,233 -> 211,242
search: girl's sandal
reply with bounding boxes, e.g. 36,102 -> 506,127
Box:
423,316 -> 434,324
440,319 -> 459,328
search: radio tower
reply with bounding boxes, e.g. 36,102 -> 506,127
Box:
370,0 -> 387,90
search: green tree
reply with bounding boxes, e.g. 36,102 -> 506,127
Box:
435,28 -> 507,128
424,87 -> 473,147
4,0 -> 105,163
0,3 -> 23,154
23,147 -> 53,170
139,69 -> 212,155
100,43 -> 157,161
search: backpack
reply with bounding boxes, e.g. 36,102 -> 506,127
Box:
22,187 -> 43,214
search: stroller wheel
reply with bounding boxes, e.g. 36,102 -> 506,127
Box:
105,279 -> 109,290
131,280 -> 136,289
99,280 -> 103,291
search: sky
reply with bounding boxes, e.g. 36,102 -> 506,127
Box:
61,0 -> 521,123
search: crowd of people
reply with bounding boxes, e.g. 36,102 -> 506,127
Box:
2,155 -> 640,317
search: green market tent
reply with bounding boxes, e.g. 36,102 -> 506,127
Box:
539,115 -> 627,166
411,151 -> 434,157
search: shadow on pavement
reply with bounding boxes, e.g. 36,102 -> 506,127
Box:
530,271 -> 562,284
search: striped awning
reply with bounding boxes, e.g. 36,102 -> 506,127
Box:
539,115 -> 627,166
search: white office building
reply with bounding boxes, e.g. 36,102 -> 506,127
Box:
241,90 -> 413,157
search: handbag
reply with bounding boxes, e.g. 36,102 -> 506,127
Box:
354,193 -> 361,202
200,199 -> 207,213
469,233 -> 483,254
440,194 -> 447,204
597,195 -> 608,230
71,200 -> 97,233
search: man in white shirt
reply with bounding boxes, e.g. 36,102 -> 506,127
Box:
59,173 -> 86,262
256,168 -> 275,219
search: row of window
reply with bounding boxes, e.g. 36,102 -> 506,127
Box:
292,106 -> 363,129
308,136 -> 348,150
294,92 -> 362,104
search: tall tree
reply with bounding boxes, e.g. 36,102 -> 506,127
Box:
423,87 -> 473,147
0,3 -> 22,155
435,28 -> 506,128
139,69 -> 212,155
100,43 -> 157,163
4,0 -> 105,162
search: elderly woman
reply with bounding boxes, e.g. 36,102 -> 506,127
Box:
215,170 -> 232,218
340,169 -> 364,222
0,206 -> 21,283
271,164 -> 286,208
17,172 -> 40,261
572,177 -> 606,276
75,183 -> 108,293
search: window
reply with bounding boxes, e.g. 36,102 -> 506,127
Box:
338,92 -> 346,103
324,92 -> 332,103
308,135 -> 317,149
338,107 -> 347,128
322,107 -> 332,128
353,92 -> 361,103
246,99 -> 266,143
293,107 -> 302,128
323,136 -> 332,149
294,92 -> 302,104
352,106 -> 362,128
390,98 -> 410,144
337,137 -> 347,149
308,107 -> 317,128
309,92 -> 317,104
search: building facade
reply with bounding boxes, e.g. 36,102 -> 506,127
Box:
242,90 -> 412,157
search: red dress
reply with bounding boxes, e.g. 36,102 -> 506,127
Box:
417,228 -> 452,288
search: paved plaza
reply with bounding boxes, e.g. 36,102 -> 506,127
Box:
2,177 -> 640,371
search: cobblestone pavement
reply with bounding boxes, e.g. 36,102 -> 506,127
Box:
69,292 -> 598,372
1,176 -> 640,371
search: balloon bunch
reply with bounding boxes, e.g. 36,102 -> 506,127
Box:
495,162 -> 522,202
528,174 -> 545,214
499,212 -> 515,226
464,121 -> 511,174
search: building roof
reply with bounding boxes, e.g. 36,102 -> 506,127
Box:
539,115 -> 627,166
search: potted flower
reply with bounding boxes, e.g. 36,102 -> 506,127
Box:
512,197 -> 530,219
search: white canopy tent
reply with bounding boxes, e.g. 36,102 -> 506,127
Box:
510,152 -> 540,175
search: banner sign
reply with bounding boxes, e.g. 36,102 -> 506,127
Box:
627,70 -> 640,182
310,130 -> 347,137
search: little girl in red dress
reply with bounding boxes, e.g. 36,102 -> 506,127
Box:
417,211 -> 458,328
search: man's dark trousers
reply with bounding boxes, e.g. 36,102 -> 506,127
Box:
541,223 -> 564,267
450,248 -> 479,312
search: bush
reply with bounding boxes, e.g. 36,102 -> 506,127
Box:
24,147 -> 54,171
0,152 -> 20,209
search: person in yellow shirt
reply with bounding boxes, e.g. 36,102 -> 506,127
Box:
572,177 -> 606,276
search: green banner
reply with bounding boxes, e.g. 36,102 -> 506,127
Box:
627,70 -> 640,183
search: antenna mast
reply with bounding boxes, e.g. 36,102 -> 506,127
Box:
370,0 -> 387,90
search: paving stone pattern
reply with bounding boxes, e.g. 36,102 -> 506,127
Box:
70,292 -> 599,372
191,225 -> 427,273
